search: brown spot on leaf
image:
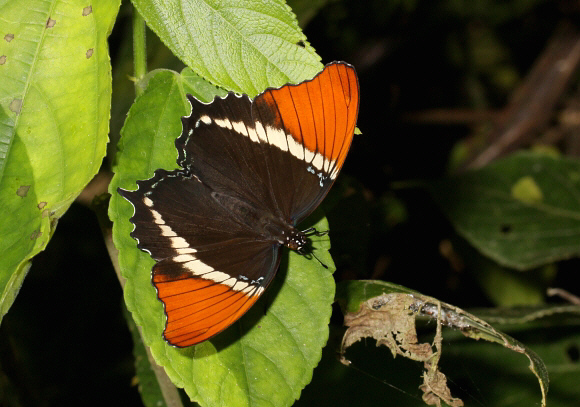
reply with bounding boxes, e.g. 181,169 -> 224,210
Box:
0,55 -> 6,65
46,18 -> 56,28
30,230 -> 42,240
82,6 -> 92,16
4,33 -> 14,42
17,185 -> 30,197
500,224 -> 513,234
567,344 -> 579,362
86,48 -> 93,59
42,209 -> 50,218
38,201 -> 47,210
10,98 -> 22,114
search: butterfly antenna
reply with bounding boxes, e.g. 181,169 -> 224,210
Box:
302,227 -> 329,237
311,251 -> 329,269
298,246 -> 329,269
299,228 -> 330,268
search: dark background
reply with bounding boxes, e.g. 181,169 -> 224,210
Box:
2,0 -> 579,406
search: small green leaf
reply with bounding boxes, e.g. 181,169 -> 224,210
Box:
109,69 -> 335,407
431,152 -> 580,270
0,0 -> 120,324
452,239 -> 553,306
131,0 -> 322,96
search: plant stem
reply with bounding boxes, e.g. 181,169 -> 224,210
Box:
132,6 -> 147,96
128,12 -> 184,407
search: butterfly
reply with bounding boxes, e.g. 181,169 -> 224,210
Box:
118,62 -> 360,347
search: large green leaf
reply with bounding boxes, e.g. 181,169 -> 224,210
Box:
431,152 -> 580,270
109,68 -> 336,407
0,0 -> 120,323
131,0 -> 322,96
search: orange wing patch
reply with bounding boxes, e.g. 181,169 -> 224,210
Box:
258,62 -> 359,176
153,269 -> 261,347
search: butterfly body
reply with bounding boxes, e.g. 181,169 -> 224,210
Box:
206,188 -> 301,247
119,62 -> 359,347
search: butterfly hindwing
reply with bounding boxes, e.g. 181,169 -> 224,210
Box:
119,170 -> 280,347
152,240 -> 279,347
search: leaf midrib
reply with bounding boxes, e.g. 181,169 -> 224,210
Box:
458,184 -> 580,221
0,1 -> 57,181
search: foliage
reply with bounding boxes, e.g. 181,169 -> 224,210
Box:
1,1 -> 580,407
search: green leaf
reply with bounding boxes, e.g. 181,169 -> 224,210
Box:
109,68 -> 336,407
450,238 -> 554,306
0,0 -> 120,324
131,0 -> 322,96
431,151 -> 580,270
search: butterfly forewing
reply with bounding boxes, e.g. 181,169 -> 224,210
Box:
254,62 -> 359,222
178,93 -> 287,220
119,62 -> 359,347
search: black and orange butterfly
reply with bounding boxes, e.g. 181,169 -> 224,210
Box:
119,62 -> 360,347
